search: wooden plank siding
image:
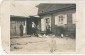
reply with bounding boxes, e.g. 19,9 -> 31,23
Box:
37,4 -> 76,37
10,16 -> 27,36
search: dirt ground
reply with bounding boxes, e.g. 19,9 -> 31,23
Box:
10,35 -> 76,53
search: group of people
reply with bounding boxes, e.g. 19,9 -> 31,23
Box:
19,22 -> 41,37
19,22 -> 64,38
19,21 -> 51,37
31,22 -> 41,36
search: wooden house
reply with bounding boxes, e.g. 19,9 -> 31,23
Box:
37,4 -> 76,37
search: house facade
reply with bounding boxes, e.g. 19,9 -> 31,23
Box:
37,4 -> 76,37
10,15 -> 40,36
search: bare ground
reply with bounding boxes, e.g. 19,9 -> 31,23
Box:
10,35 -> 76,53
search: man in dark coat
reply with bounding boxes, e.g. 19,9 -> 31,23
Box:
20,24 -> 23,36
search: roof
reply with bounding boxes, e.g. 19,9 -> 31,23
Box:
10,2 -> 39,17
10,15 -> 40,19
10,15 -> 29,18
37,4 -> 76,16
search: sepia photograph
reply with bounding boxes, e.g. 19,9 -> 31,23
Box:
10,1 -> 76,53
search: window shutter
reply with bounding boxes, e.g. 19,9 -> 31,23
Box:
41,18 -> 46,31
63,15 -> 67,24
55,16 -> 59,25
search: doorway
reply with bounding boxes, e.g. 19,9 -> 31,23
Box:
26,17 -> 40,35
26,19 -> 32,35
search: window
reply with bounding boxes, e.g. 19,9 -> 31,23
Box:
59,15 -> 64,24
55,14 -> 67,25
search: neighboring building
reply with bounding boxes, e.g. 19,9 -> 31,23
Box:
10,15 -> 40,36
37,4 -> 76,37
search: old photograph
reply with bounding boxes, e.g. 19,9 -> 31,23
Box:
10,2 -> 76,53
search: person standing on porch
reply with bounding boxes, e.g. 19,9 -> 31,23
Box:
20,24 -> 23,36
32,22 -> 36,35
46,24 -> 50,35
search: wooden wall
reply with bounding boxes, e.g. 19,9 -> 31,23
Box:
40,9 -> 76,37
10,18 -> 27,36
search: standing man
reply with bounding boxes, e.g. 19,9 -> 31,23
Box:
46,24 -> 50,35
20,24 -> 23,36
32,22 -> 36,35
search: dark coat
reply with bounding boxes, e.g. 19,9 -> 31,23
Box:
20,24 -> 23,36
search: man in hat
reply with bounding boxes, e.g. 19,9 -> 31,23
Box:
20,24 -> 23,36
